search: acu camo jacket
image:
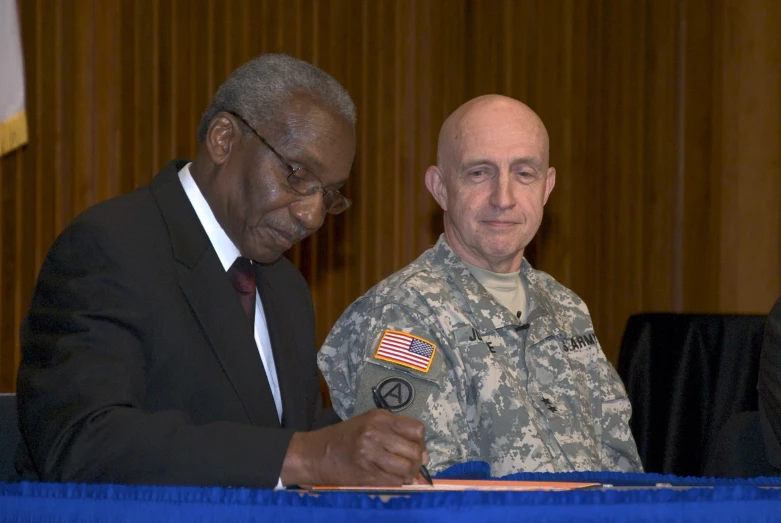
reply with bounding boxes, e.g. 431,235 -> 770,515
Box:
318,235 -> 643,476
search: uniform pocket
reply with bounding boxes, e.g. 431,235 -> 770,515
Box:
352,360 -> 442,421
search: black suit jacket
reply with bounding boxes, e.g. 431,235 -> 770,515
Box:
17,160 -> 336,487
759,295 -> 781,470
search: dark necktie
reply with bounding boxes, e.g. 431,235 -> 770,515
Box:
227,256 -> 255,325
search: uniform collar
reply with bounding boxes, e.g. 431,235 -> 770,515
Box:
432,234 -> 567,342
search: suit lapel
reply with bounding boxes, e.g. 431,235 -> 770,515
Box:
255,264 -> 307,430
150,161 -> 279,427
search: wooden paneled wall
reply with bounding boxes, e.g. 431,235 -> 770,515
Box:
1,0 -> 779,392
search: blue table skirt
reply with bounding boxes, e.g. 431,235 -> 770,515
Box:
2,462 -> 781,522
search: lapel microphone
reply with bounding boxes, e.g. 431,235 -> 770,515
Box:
516,311 -> 530,332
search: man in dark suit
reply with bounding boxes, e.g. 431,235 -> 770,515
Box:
759,295 -> 781,471
17,54 -> 426,488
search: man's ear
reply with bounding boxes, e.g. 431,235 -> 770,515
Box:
543,167 -> 556,205
425,165 -> 448,211
205,113 -> 240,166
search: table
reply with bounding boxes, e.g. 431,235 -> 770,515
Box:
3,465 -> 781,522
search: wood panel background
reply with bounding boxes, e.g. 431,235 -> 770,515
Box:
1,0 -> 779,393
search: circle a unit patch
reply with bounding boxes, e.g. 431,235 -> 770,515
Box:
376,376 -> 415,412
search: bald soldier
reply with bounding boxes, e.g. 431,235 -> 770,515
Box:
318,95 -> 643,476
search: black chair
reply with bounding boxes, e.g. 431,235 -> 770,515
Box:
0,393 -> 20,482
617,313 -> 767,476
704,411 -> 781,478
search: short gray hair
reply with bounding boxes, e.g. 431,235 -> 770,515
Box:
197,54 -> 356,143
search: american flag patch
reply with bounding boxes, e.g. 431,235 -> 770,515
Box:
374,330 -> 437,373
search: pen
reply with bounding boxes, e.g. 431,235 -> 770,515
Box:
371,386 -> 435,487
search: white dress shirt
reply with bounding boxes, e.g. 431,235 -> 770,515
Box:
178,163 -> 284,422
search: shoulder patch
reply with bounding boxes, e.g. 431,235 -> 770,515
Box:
374,329 -> 437,373
375,376 -> 415,412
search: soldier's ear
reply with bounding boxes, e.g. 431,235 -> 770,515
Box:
425,166 -> 448,211
543,167 -> 556,205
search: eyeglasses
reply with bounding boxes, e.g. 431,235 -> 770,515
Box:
227,111 -> 351,215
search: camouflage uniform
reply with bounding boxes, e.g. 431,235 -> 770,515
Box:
318,235 -> 643,476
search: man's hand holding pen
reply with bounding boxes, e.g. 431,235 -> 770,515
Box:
281,408 -> 429,487
373,386 -> 434,486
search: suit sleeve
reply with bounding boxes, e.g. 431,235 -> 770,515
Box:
18,220 -> 295,488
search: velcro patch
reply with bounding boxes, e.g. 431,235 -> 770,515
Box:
374,329 -> 437,373
375,376 -> 415,412
561,332 -> 598,353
